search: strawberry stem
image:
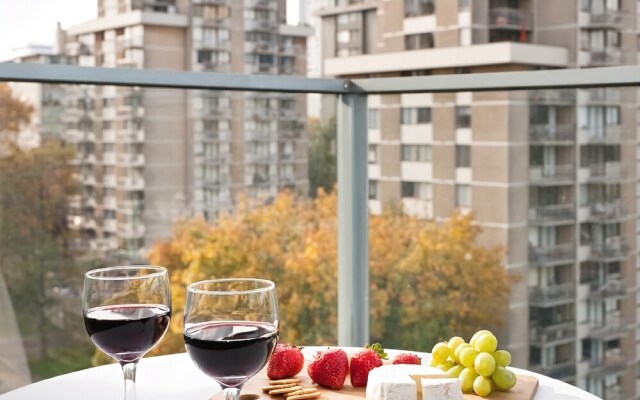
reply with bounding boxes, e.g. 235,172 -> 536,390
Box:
366,343 -> 388,360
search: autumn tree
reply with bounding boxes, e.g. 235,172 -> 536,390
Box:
138,190 -> 511,360
0,83 -> 78,358
308,117 -> 337,197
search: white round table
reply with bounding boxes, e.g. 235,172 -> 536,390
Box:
0,348 -> 601,400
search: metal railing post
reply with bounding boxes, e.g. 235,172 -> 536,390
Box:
337,92 -> 369,347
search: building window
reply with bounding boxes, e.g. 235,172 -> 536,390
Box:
405,33 -> 434,50
401,145 -> 432,162
368,109 -> 380,129
456,145 -> 471,168
458,0 -> 470,11
369,180 -> 378,200
402,182 -> 432,200
456,106 -> 471,128
405,0 -> 435,17
401,107 -> 432,124
455,184 -> 471,207
368,145 -> 377,164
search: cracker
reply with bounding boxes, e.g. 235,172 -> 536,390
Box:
268,379 -> 301,385
284,389 -> 318,398
261,383 -> 296,393
269,386 -> 303,395
287,392 -> 321,400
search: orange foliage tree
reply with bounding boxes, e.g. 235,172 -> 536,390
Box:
134,190 -> 511,361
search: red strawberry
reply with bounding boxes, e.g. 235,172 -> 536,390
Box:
307,348 -> 349,390
349,343 -> 388,387
267,344 -> 305,379
392,353 -> 421,365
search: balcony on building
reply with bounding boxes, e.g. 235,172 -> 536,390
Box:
130,0 -> 177,13
117,176 -> 145,191
586,315 -> 630,341
587,236 -> 630,262
529,203 -> 575,226
245,41 -> 277,54
579,125 -> 621,144
117,128 -> 145,143
529,283 -> 576,308
579,88 -> 621,104
196,61 -> 231,73
117,153 -> 145,166
529,242 -> 575,267
529,89 -> 576,106
244,19 -> 278,32
579,6 -> 626,28
584,275 -> 627,300
586,201 -> 630,223
529,360 -> 576,381
488,2 -> 533,44
118,224 -> 145,239
581,162 -> 628,183
529,319 -> 576,347
584,47 -> 625,67
529,124 -> 575,144
585,350 -> 628,379
529,164 -> 574,185
192,0 -> 228,4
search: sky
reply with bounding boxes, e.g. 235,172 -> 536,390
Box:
0,0 -> 300,61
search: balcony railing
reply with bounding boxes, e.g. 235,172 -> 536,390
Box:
587,237 -> 631,261
584,162 -> 628,182
488,7 -> 533,30
529,243 -> 575,266
529,89 -> 576,105
529,204 -> 575,225
587,351 -> 628,377
529,283 -> 576,307
530,361 -> 576,380
529,124 -> 575,143
3,54 -> 640,353
530,323 -> 576,347
245,0 -> 277,10
579,125 -> 621,143
586,316 -> 630,340
529,164 -> 574,184
581,8 -> 626,28
587,48 -> 625,66
587,202 -> 628,221
586,278 -> 627,299
580,88 -> 621,104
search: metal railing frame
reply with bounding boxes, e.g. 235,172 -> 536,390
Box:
2,62 -> 640,347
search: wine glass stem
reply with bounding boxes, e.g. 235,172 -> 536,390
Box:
223,388 -> 240,400
121,362 -> 138,400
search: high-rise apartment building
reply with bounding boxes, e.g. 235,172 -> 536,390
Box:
51,0 -> 309,260
318,0 -> 638,399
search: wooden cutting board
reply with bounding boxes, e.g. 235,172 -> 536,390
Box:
213,364 -> 539,400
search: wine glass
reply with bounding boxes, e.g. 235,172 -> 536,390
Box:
184,278 -> 279,400
83,266 -> 171,400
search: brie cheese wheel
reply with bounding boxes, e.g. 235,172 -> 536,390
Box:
366,365 -> 450,400
421,378 -> 463,400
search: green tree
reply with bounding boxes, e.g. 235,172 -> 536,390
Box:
308,117 -> 337,196
0,83 -> 78,359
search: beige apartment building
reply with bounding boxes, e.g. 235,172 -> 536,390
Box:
46,0 -> 309,260
318,0 -> 639,399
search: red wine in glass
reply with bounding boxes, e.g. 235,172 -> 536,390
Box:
184,321 -> 278,388
84,304 -> 171,363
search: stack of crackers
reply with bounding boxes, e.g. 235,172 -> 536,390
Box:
262,378 -> 321,400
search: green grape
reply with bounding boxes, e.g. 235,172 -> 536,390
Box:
473,375 -> 492,397
447,336 -> 465,354
469,330 -> 491,347
458,367 -> 478,393
492,366 -> 517,391
493,350 -> 512,367
446,365 -> 464,378
431,342 -> 450,363
429,357 -> 438,367
459,347 -> 479,368
474,332 -> 498,353
437,360 -> 454,371
473,352 -> 496,377
454,343 -> 471,362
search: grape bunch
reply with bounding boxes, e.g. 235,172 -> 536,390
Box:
429,330 -> 516,397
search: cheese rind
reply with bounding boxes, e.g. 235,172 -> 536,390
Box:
421,378 -> 463,400
365,365 -> 446,400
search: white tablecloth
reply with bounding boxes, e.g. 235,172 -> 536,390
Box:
0,347 -> 602,400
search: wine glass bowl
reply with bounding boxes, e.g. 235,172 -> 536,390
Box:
83,266 -> 171,399
184,278 -> 279,400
